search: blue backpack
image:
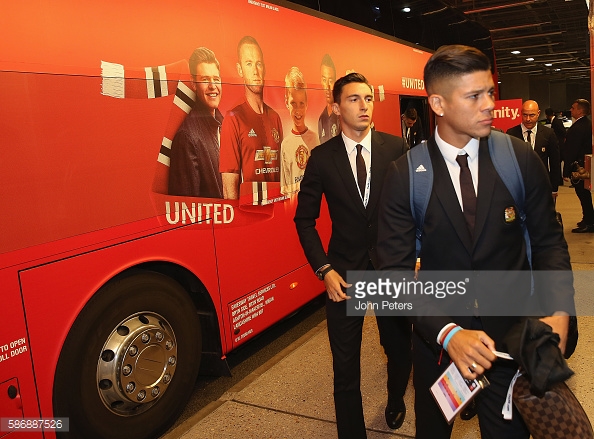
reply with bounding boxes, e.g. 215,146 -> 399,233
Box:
407,130 -> 532,274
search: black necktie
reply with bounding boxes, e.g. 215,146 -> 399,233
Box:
526,130 -> 532,146
356,144 -> 367,198
456,153 -> 476,236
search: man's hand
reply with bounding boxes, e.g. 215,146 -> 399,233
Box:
323,270 -> 351,302
446,329 -> 497,379
540,314 -> 569,355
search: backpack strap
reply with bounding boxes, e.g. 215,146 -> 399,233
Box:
488,130 -> 533,293
407,141 -> 433,258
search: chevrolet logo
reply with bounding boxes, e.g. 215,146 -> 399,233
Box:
255,146 -> 278,164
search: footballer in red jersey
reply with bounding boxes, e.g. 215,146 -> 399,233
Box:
219,36 -> 283,199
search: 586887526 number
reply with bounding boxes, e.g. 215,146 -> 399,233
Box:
0,418 -> 69,432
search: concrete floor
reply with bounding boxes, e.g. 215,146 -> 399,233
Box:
163,184 -> 594,439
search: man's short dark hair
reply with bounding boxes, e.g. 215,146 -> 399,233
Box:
424,45 -> 491,95
237,35 -> 262,62
332,72 -> 371,104
321,53 -> 336,74
189,47 -> 220,77
574,99 -> 591,116
404,108 -> 417,120
545,108 -> 555,117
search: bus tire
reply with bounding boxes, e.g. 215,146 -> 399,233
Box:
53,271 -> 202,439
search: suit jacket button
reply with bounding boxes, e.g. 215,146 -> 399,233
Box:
367,223 -> 372,228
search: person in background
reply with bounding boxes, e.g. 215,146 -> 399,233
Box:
545,107 -> 566,186
564,99 -> 594,233
219,36 -> 283,199
168,47 -> 223,198
280,67 -> 319,195
506,100 -> 560,196
401,107 -> 424,148
318,54 -> 341,144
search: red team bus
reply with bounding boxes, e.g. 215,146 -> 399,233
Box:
0,1 -> 431,437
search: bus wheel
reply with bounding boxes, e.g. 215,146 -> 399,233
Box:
53,271 -> 202,439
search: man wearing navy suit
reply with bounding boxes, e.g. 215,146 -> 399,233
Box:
378,45 -> 574,439
564,99 -> 594,232
506,100 -> 560,195
295,73 -> 411,438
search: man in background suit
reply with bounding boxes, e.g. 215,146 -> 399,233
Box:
545,107 -> 567,147
401,107 -> 424,148
545,107 -> 566,186
295,73 -> 411,438
564,99 -> 594,232
506,100 -> 560,195
378,45 -> 574,439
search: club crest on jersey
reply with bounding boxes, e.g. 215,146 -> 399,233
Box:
271,128 -> 280,143
504,206 -> 517,223
295,144 -> 309,170
331,123 -> 338,137
255,146 -> 278,164
248,128 -> 257,137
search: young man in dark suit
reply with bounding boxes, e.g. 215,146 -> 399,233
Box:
295,73 -> 411,439
378,45 -> 574,439
506,100 -> 560,196
563,99 -> 594,232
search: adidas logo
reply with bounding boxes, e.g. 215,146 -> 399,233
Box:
415,164 -> 427,173
248,128 -> 257,137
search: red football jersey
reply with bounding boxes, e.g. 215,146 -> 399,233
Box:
219,100 -> 283,182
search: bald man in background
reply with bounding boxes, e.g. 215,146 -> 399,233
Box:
507,100 -> 560,196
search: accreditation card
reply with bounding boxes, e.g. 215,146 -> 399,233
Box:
430,362 -> 490,423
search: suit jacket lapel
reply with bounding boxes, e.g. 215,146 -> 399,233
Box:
331,136 -> 367,215
474,138 -> 496,248
428,139 -> 473,253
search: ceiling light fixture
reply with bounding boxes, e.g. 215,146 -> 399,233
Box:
511,50 -> 521,54
402,7 -> 411,12
545,63 -> 553,66
526,58 -> 535,61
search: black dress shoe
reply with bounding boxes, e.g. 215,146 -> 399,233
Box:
577,219 -> 586,227
460,400 -> 477,420
571,224 -> 594,233
385,400 -> 406,429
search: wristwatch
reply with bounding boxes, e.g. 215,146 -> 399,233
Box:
317,265 -> 333,280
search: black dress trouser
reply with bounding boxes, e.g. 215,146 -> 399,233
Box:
326,296 -> 412,439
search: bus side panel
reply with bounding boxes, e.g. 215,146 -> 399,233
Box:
17,225 -> 219,423
0,270 -> 42,435
228,263 -> 322,348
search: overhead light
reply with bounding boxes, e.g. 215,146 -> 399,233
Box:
555,68 -> 561,71
511,50 -> 521,54
498,81 -> 502,84
526,57 -> 535,61
402,7 -> 411,12
545,63 -> 553,67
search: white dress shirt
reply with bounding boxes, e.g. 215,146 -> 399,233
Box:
434,128 -> 479,210
521,123 -> 537,149
342,130 -> 372,206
